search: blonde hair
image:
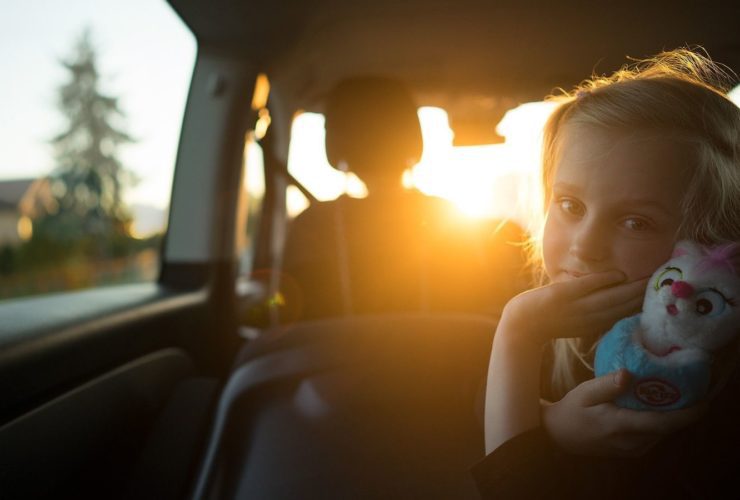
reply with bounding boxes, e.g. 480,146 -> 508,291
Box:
534,47 -> 740,398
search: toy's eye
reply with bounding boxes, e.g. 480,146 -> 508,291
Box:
654,267 -> 682,291
696,299 -> 713,315
695,290 -> 726,317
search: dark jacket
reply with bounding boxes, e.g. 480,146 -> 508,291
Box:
471,366 -> 740,499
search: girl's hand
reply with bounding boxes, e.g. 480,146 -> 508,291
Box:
501,271 -> 647,347
541,369 -> 706,457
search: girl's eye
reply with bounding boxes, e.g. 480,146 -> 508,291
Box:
558,198 -> 584,217
622,218 -> 652,232
654,267 -> 682,291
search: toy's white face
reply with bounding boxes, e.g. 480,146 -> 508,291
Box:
642,241 -> 740,352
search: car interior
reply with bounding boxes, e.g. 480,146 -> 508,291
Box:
1,1 -> 739,499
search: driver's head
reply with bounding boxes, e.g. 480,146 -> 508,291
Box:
324,76 -> 423,187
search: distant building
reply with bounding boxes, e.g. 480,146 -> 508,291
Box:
0,178 -> 55,246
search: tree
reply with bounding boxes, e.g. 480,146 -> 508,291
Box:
39,28 -> 136,250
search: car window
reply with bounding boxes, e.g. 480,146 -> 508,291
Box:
238,133 -> 266,275
284,105 -> 554,232
286,112 -> 367,219
284,85 -> 740,235
0,0 -> 195,300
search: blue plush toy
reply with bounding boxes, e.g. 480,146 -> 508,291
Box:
594,240 -> 740,411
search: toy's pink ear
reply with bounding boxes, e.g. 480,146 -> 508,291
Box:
704,242 -> 740,275
672,240 -> 702,258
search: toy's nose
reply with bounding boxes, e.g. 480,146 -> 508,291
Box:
671,280 -> 694,298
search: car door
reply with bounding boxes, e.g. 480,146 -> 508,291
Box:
0,5 -> 267,498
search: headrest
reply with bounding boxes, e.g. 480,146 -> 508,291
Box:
324,76 -> 423,176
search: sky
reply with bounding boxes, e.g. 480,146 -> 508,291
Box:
0,0 -> 196,211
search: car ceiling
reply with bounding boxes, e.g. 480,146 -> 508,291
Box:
167,0 -> 740,130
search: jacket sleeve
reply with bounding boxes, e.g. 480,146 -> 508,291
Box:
471,374 -> 740,500
470,426 -> 649,499
470,427 -> 579,499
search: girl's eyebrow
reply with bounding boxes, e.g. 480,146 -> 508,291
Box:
551,181 -> 579,193
618,198 -> 673,216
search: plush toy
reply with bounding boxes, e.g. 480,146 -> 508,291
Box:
594,240 -> 740,411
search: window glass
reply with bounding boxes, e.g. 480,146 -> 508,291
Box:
286,185 -> 310,220
286,112 -> 367,219
238,134 -> 266,275
0,0 -> 196,300
285,105 -> 556,234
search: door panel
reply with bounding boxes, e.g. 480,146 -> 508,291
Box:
0,284 -> 221,499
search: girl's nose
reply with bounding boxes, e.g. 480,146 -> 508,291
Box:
670,280 -> 694,298
569,222 -> 607,262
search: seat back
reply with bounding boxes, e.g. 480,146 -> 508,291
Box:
282,196 -> 528,321
191,314 -> 496,499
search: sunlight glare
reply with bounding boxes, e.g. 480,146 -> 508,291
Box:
286,185 -> 310,218
288,113 -> 351,201
286,102 -> 559,231
729,84 -> 740,108
244,135 -> 266,197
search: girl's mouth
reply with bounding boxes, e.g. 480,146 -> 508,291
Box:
666,304 -> 678,316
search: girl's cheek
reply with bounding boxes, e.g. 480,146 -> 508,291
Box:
541,211 -> 564,279
615,240 -> 676,282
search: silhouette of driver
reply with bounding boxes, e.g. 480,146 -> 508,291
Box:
281,76 -> 527,321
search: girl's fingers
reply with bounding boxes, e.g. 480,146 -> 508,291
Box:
609,434 -> 661,457
616,403 -> 706,435
572,370 -> 631,407
582,295 -> 645,333
556,270 -> 627,299
556,292 -> 643,339
578,277 -> 649,311
567,278 -> 647,335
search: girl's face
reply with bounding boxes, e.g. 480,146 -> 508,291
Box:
543,124 -> 693,283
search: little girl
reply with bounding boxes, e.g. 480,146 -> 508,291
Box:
474,48 -> 740,498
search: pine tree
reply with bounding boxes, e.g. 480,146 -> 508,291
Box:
42,28 -> 136,247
